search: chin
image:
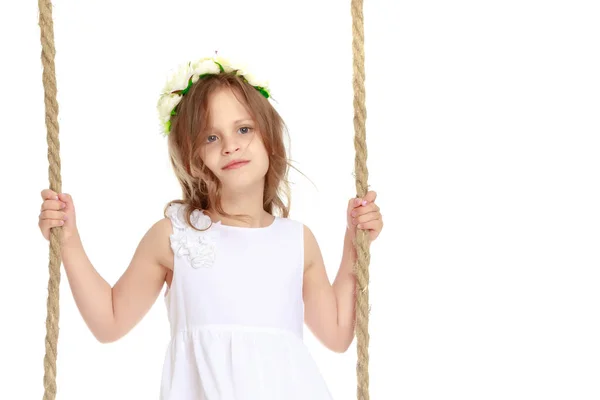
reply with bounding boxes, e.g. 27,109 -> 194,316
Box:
220,171 -> 267,191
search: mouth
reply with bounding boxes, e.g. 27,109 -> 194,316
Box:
222,159 -> 250,170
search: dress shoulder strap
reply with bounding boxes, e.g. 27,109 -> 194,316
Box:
165,202 -> 212,231
165,202 -> 217,269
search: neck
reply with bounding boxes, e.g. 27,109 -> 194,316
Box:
210,182 -> 272,228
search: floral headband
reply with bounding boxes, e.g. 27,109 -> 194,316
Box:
157,55 -> 271,136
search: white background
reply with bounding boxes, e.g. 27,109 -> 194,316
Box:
1,0 -> 599,399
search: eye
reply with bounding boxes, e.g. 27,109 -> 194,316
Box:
206,135 -> 218,143
238,126 -> 253,134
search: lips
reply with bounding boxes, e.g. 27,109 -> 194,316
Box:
222,159 -> 250,170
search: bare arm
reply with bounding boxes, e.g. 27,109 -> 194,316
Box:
302,225 -> 357,353
302,193 -> 383,353
61,217 -> 173,343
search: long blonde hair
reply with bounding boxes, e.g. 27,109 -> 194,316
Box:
163,73 -> 291,229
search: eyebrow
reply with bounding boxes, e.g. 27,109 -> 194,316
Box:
209,119 -> 254,131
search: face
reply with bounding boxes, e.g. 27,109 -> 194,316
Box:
200,87 -> 269,192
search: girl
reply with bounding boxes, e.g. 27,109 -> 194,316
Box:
37,55 -> 383,399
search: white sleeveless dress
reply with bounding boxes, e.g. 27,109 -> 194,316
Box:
160,203 -> 333,400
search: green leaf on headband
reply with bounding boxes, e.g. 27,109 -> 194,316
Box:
180,77 -> 194,95
165,120 -> 171,133
198,73 -> 211,79
256,87 -> 270,99
214,61 -> 225,73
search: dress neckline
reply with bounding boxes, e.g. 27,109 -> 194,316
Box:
213,215 -> 278,231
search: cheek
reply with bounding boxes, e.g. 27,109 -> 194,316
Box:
252,136 -> 268,156
260,155 -> 270,177
255,143 -> 270,168
246,134 -> 269,171
202,148 -> 220,171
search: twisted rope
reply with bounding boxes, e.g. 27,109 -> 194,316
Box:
351,0 -> 371,399
38,0 -> 62,399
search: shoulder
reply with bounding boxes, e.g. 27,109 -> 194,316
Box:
277,217 -> 315,238
134,201 -> 197,271
136,216 -> 174,271
152,217 -> 174,236
130,202 -> 208,274
302,223 -> 316,242
271,218 -> 319,266
301,224 -> 321,269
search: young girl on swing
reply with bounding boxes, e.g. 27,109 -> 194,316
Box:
37,55 -> 384,399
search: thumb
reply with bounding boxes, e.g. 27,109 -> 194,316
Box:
363,190 -> 377,204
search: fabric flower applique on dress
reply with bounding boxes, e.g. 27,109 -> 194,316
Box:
167,204 -> 218,269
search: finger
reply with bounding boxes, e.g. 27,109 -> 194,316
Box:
350,203 -> 379,217
41,199 -> 66,212
353,211 -> 381,226
41,189 -> 59,200
40,210 -> 67,221
41,219 -> 65,229
58,192 -> 71,202
348,197 -> 363,214
356,218 -> 382,231
349,197 -> 364,208
350,191 -> 377,209
363,190 -> 377,204
58,193 -> 74,209
369,229 -> 381,241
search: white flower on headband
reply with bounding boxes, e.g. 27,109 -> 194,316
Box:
241,70 -> 269,90
157,93 -> 182,125
162,63 -> 193,93
157,55 -> 271,136
214,56 -> 251,74
214,55 -> 235,72
190,58 -> 221,83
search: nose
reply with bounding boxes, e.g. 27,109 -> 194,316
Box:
221,136 -> 241,155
